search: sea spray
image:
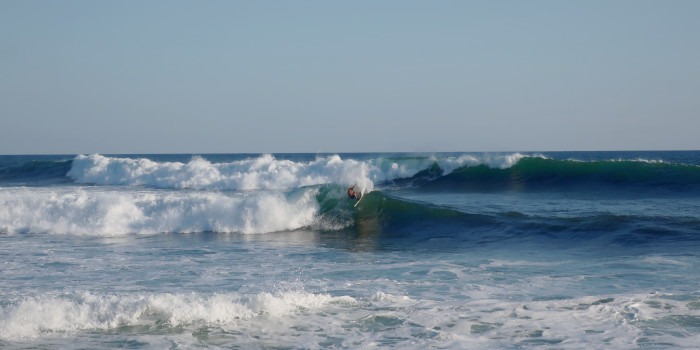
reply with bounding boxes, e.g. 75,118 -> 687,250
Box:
66,153 -> 540,191
0,187 -> 324,235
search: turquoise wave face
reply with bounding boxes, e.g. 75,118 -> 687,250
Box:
312,186 -> 700,252
400,158 -> 700,193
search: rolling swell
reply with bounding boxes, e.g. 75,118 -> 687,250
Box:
0,158 -> 73,185
62,153 -> 528,191
401,158 -> 700,194
327,191 -> 700,250
4,153 -> 699,194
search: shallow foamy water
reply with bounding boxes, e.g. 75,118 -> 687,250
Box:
2,228 -> 699,349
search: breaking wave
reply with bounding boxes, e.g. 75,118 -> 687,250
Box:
0,291 -> 358,340
3,153 -> 699,194
2,290 -> 698,348
65,153 -> 531,192
0,187 -> 332,235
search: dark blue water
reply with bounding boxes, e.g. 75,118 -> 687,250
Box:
1,151 -> 699,348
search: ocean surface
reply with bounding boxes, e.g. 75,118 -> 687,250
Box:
1,151 -> 700,349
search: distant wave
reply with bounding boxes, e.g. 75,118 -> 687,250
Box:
400,157 -> 700,192
65,153 -> 533,192
0,159 -> 72,185
4,153 -> 698,194
67,154 -> 376,192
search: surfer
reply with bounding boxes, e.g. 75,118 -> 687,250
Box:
347,184 -> 360,200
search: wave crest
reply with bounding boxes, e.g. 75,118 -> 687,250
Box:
66,153 -> 536,192
67,154 -> 377,192
0,187 -> 333,235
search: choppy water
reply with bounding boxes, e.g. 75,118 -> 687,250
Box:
1,151 -> 699,349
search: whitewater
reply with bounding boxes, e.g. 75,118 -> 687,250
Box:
66,153 -> 528,191
1,151 -> 700,349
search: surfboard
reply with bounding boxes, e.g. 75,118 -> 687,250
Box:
354,192 -> 364,207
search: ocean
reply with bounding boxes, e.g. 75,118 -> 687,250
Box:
1,151 -> 699,349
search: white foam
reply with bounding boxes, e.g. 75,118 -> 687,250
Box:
434,153 -> 535,174
0,291 -> 358,340
612,158 -> 668,164
67,153 -> 538,191
68,154 -> 378,192
1,289 -> 697,348
0,187 -> 334,235
398,291 -> 700,349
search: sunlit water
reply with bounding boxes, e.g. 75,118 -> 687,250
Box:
1,152 -> 700,349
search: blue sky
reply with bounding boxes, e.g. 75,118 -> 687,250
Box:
1,0 -> 699,154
